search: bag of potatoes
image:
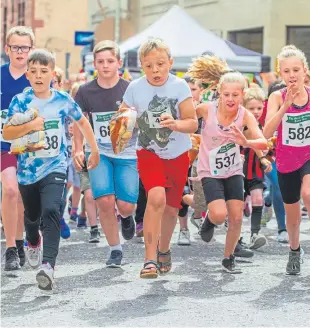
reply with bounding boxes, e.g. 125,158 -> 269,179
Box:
109,108 -> 137,155
7,108 -> 46,155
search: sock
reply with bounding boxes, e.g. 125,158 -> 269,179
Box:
121,215 -> 130,220
110,244 -> 122,253
91,225 -> 98,230
251,206 -> 263,235
264,202 -> 272,208
291,245 -> 300,252
70,207 -> 78,216
16,240 -> 24,250
278,229 -> 287,234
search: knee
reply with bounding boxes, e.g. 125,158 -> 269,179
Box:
96,196 -> 115,213
209,209 -> 228,225
84,190 -> 94,204
301,187 -> 310,203
42,206 -> 60,222
251,193 -> 264,206
148,189 -> 166,210
118,202 -> 135,217
3,184 -> 18,200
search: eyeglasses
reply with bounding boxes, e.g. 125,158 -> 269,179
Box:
7,45 -> 32,53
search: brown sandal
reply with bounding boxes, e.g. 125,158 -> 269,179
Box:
157,249 -> 172,275
140,260 -> 159,279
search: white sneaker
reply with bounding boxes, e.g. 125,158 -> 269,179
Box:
249,233 -> 267,250
36,263 -> 54,292
177,229 -> 191,246
26,237 -> 42,269
277,230 -> 289,243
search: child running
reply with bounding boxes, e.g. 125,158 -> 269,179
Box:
189,55 -> 267,273
3,49 -> 99,292
120,38 -> 198,278
264,45 -> 310,275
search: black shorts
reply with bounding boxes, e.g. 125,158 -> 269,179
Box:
202,175 -> 244,204
244,178 -> 265,196
277,160 -> 310,204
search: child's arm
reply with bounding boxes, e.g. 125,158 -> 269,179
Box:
196,103 -> 209,120
240,110 -> 267,150
160,98 -> 198,133
74,116 -> 99,169
3,117 -> 44,140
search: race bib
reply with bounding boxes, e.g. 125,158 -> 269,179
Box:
1,110 -> 8,142
92,111 -> 115,144
30,118 -> 62,158
147,108 -> 172,129
209,142 -> 241,176
282,113 -> 310,147
67,139 -> 72,159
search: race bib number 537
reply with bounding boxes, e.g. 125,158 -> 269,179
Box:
209,142 -> 241,176
282,113 -> 310,147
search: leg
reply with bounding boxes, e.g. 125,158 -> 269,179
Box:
135,179 -> 147,224
84,189 -> 97,227
39,172 -> 66,267
115,157 -> 139,240
16,193 -> 24,240
225,200 -> 244,258
1,165 -> 19,248
87,154 -> 120,247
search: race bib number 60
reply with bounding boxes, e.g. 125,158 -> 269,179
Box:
282,113 -> 310,147
209,143 -> 241,176
30,118 -> 62,158
92,111 -> 115,144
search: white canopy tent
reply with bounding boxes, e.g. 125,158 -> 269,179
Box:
120,6 -> 263,73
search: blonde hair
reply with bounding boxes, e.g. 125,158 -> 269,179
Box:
6,26 -> 35,46
70,82 -> 84,99
54,67 -> 64,84
243,87 -> 265,106
277,45 -> 309,73
188,55 -> 247,91
138,38 -> 171,61
93,40 -> 120,60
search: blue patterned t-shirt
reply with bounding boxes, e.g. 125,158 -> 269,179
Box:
6,88 -> 82,185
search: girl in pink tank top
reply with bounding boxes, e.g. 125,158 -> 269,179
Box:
188,55 -> 267,273
264,45 -> 309,275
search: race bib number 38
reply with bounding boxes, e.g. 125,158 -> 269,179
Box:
282,113 -> 310,147
209,143 -> 241,177
30,118 -> 62,158
92,111 -> 115,144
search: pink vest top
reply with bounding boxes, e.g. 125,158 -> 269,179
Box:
276,87 -> 310,173
197,102 -> 245,179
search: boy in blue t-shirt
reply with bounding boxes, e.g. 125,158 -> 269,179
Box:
1,26 -> 34,272
3,49 -> 99,292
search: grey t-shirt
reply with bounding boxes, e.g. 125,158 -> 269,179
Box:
123,74 -> 192,159
75,78 -> 137,159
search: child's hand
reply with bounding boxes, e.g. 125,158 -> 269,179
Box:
261,157 -> 272,173
87,150 -> 100,170
160,113 -> 179,131
73,151 -> 86,171
30,116 -> 45,131
231,125 -> 248,147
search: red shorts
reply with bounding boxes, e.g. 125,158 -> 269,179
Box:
1,151 -> 17,172
137,149 -> 189,209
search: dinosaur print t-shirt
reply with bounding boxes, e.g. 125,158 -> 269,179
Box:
123,74 -> 192,159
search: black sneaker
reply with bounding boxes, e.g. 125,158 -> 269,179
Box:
106,250 -> 123,268
89,228 -> 100,243
222,255 -> 242,274
121,216 -> 135,240
16,240 -> 26,267
4,247 -> 21,271
200,212 -> 215,243
234,238 -> 254,258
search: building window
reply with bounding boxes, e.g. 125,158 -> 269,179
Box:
18,0 -> 25,25
287,26 -> 310,65
228,28 -> 264,54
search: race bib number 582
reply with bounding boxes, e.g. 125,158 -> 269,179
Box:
209,143 -> 241,176
282,113 -> 310,147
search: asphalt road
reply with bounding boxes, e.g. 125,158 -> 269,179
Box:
1,213 -> 310,327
